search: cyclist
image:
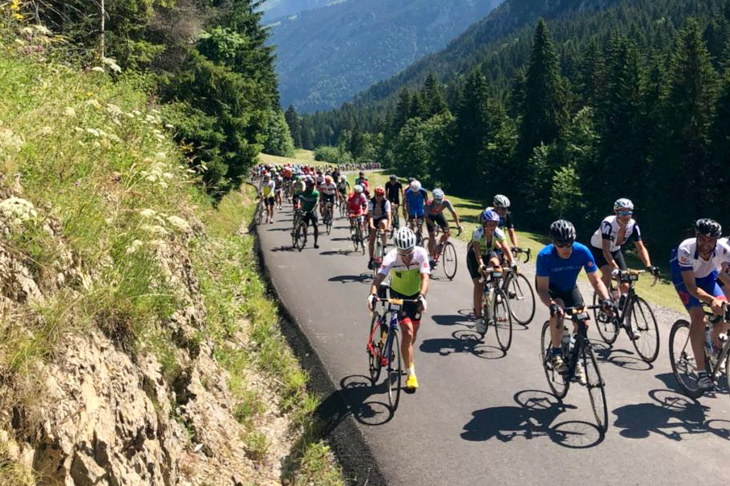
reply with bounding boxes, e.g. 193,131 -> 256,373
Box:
337,174 -> 350,205
348,184 -> 368,235
468,209 -> 517,333
355,171 -> 370,197
404,180 -> 428,240
425,188 -> 462,267
670,218 -> 730,391
257,172 -> 276,224
274,171 -> 284,210
319,175 -> 337,220
367,187 -> 392,269
385,174 -> 404,225
297,177 -> 320,249
536,220 -> 614,382
292,175 -> 305,209
491,194 -> 519,248
367,227 -> 429,392
589,198 -> 660,305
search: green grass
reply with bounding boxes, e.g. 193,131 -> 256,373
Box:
258,150 -> 331,168
365,170 -> 684,313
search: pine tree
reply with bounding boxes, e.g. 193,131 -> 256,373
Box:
517,19 -> 568,164
392,89 -> 412,136
285,105 -> 302,148
579,38 -> 605,108
421,73 -> 448,118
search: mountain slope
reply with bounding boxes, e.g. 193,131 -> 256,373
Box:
260,0 -> 334,23
270,0 -> 501,113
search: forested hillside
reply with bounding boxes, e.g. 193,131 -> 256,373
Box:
293,0 -> 730,261
260,0 -> 333,22
269,0 -> 501,113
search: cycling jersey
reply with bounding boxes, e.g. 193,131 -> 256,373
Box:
485,206 -> 514,230
259,180 -> 275,197
368,198 -> 391,219
299,189 -> 319,212
425,198 -> 454,216
590,215 -> 641,252
319,182 -> 337,196
385,181 -> 403,203
536,243 -> 597,292
470,227 -> 506,253
275,176 -> 283,191
405,188 -> 428,216
671,238 -> 730,279
378,246 -> 430,296
348,193 -> 367,215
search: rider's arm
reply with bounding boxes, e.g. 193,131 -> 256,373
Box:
499,240 -> 515,265
681,269 -> 720,306
508,227 -> 518,247
587,271 -> 611,301
370,272 -> 387,295
634,240 -> 652,267
445,200 -> 461,227
386,201 -> 392,227
602,237 -> 617,269
419,272 -> 430,297
535,276 -> 554,308
472,241 -> 484,268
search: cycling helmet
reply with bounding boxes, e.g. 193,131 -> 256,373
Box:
410,180 -> 421,191
695,218 -> 722,237
325,175 -> 333,184
493,194 -> 510,208
613,198 -> 634,211
389,174 -> 397,180
433,188 -> 445,201
263,172 -> 271,179
480,209 -> 500,223
354,184 -> 364,194
295,175 -> 302,181
394,227 -> 417,251
340,175 -> 347,182
304,176 -> 314,184
374,186 -> 385,196
549,220 -> 577,243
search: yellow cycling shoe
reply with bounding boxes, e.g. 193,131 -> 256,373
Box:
405,373 -> 419,393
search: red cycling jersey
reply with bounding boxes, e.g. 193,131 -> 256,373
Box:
348,193 -> 368,216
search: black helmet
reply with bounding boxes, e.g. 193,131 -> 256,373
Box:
695,218 -> 722,237
549,219 -> 576,243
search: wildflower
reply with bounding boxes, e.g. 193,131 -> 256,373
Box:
0,128 -> 23,153
100,57 -> 122,73
139,209 -> 156,218
167,216 -> 191,233
85,99 -> 101,109
38,126 -> 53,136
85,128 -> 100,137
0,197 -> 38,223
126,239 -> 143,255
13,13 -> 23,21
164,124 -> 174,129
105,104 -> 123,117
10,0 -> 20,11
91,66 -> 105,73
141,224 -> 168,237
64,107 -> 76,117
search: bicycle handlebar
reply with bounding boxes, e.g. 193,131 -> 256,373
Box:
613,268 -> 659,287
511,247 -> 531,263
702,301 -> 730,322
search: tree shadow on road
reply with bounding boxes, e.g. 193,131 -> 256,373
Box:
315,375 -> 395,434
461,390 -> 604,448
610,388 -> 730,441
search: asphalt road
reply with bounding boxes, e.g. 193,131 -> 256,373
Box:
257,203 -> 730,486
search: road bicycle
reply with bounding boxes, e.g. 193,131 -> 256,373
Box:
253,197 -> 265,226
540,305 -> 609,432
389,202 -> 400,238
367,296 -> 419,412
338,196 -> 348,219
407,216 -> 425,246
591,269 -> 660,363
349,215 -> 366,255
669,303 -> 730,399
322,201 -> 334,235
477,267 -> 513,351
292,209 -> 313,251
371,227 -> 387,277
422,226 -> 461,280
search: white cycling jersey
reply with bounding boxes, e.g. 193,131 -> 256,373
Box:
674,238 -> 730,279
378,246 -> 430,296
590,215 -> 641,252
319,182 -> 337,196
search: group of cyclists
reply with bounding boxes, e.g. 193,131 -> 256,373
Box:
255,163 -> 730,399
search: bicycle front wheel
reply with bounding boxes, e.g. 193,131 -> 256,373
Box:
493,289 -> 513,352
541,320 -> 569,398
387,330 -> 402,412
505,273 -> 535,325
628,297 -> 660,363
668,319 -> 704,399
294,222 -> 307,251
325,214 -> 333,235
593,291 -> 619,344
583,344 -> 609,433
442,241 -> 457,280
368,312 -> 384,385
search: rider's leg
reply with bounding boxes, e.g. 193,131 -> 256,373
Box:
368,222 -> 376,260
689,306 -> 709,373
379,219 -> 388,250
426,220 -> 436,258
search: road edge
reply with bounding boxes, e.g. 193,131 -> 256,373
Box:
249,208 -> 387,486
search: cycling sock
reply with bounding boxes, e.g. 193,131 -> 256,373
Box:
551,347 -> 562,357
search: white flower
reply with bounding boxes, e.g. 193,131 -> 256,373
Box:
141,224 -> 168,236
167,216 -> 191,233
126,239 -> 143,255
100,57 -> 122,73
145,174 -> 158,183
91,66 -> 105,73
85,128 -> 100,137
164,124 -> 174,129
0,128 -> 24,153
64,107 -> 77,118
38,126 -> 53,136
139,209 -> 156,218
158,181 -> 168,189
162,172 -> 173,180
0,197 -> 37,223
85,99 -> 101,109
105,104 -> 123,117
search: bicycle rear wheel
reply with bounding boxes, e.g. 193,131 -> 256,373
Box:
368,312 -> 384,385
255,202 -> 265,225
505,273 -> 535,325
294,222 -> 307,251
325,212 -> 333,235
387,330 -> 402,412
668,319 -> 704,399
583,344 -> 609,433
493,289 -> 513,352
540,320 -> 569,398
592,291 -> 619,344
442,241 -> 457,280
351,223 -> 360,251
628,297 -> 660,363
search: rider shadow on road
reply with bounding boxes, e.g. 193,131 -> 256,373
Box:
420,330 -> 506,360
461,390 -> 604,448
271,245 -> 298,252
611,387 -> 730,441
328,274 -> 373,284
592,340 -> 653,372
315,375 -> 395,434
431,312 -> 473,327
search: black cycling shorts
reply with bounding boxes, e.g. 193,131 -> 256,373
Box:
321,193 -> 335,205
426,213 -> 448,232
389,288 -> 422,322
590,245 -> 627,270
467,246 -> 498,280
302,211 -> 318,226
545,285 -> 584,309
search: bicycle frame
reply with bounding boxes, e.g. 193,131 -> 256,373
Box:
367,306 -> 399,367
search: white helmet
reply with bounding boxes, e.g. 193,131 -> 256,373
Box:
613,198 -> 634,211
394,227 -> 417,251
410,180 -> 421,191
493,194 -> 510,208
433,188 -> 445,200
354,184 -> 364,194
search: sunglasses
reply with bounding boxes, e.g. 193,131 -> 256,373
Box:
617,211 -> 633,216
397,249 -> 414,257
554,241 -> 574,249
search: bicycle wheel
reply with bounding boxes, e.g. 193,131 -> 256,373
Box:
387,330 -> 402,412
442,241 -> 458,280
592,291 -> 619,344
668,319 -> 703,399
339,201 -> 347,219
294,222 -> 307,251
351,223 -> 360,251
493,289 -> 513,352
540,320 -> 569,398
505,273 -> 535,325
325,212 -> 333,235
255,203 -> 264,225
628,297 -> 660,363
360,227 -> 366,255
368,312 -> 384,385
582,344 -> 609,433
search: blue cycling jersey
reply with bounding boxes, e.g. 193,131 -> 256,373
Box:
536,242 -> 597,292
405,188 -> 428,215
